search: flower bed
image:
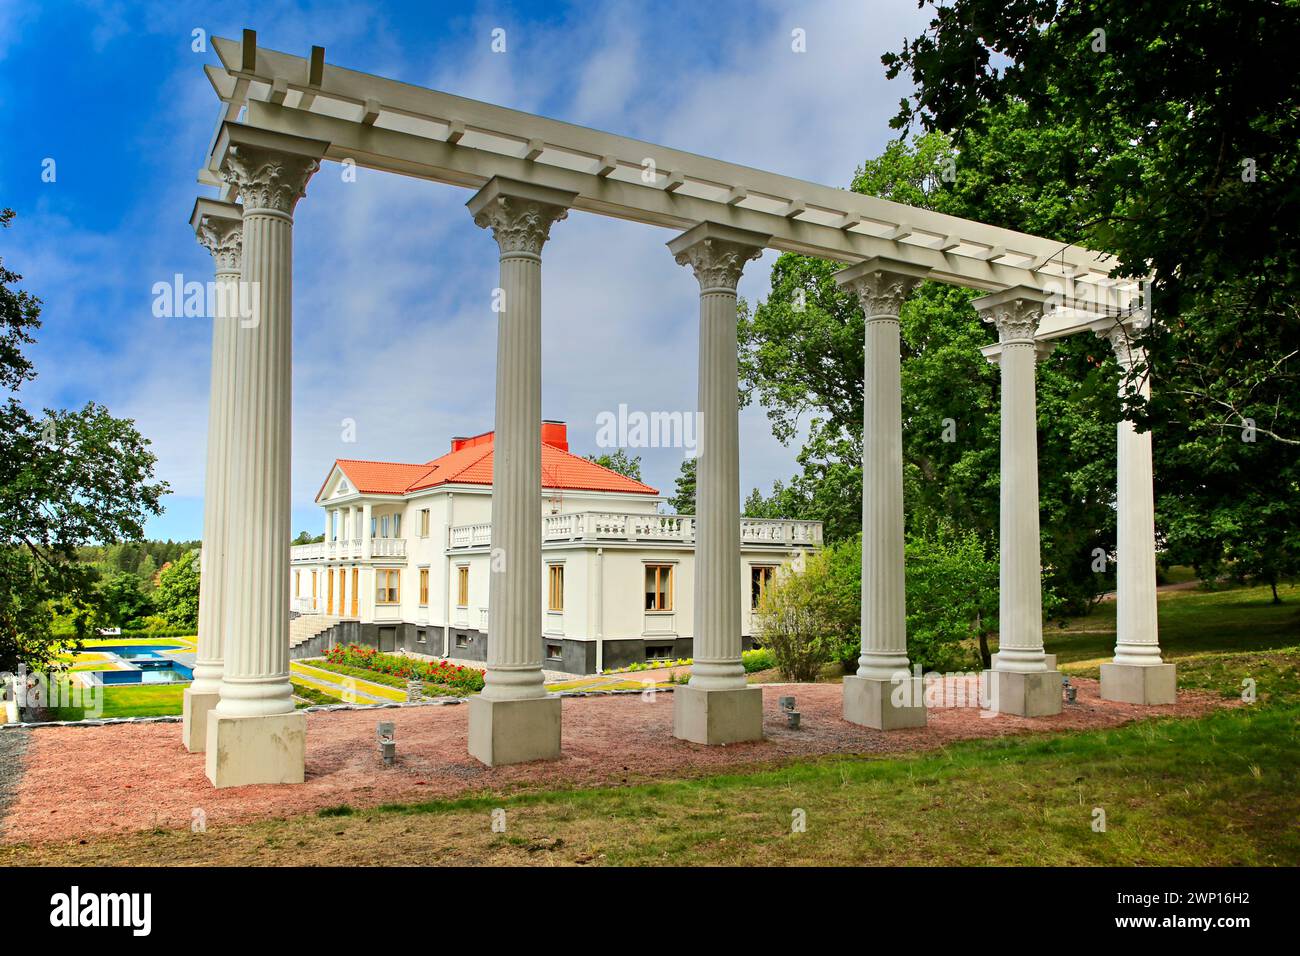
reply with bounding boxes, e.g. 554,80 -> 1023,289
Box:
322,644 -> 485,693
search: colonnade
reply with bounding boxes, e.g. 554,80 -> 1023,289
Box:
185,129 -> 1170,785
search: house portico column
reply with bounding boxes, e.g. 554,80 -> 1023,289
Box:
183,198 -> 243,753
974,287 -> 1061,717
206,126 -> 326,787
667,222 -> 770,745
835,258 -> 930,730
465,177 -> 576,766
1097,318 -> 1175,704
362,501 -> 373,559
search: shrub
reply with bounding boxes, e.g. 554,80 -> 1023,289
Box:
741,647 -> 775,672
752,551 -> 853,682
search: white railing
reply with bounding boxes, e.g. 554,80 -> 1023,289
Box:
293,596 -> 321,614
291,542 -> 325,562
448,522 -> 492,549
448,512 -> 821,549
479,607 -> 490,631
371,537 -> 406,558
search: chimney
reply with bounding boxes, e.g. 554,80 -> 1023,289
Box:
450,436 -> 469,452
541,420 -> 568,452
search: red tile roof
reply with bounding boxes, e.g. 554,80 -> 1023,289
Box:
321,424 -> 658,499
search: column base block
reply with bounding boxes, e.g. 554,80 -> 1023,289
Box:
673,685 -> 763,745
842,675 -> 927,730
181,689 -> 220,753
1100,662 -> 1176,705
983,669 -> 1063,717
991,652 -> 1057,671
468,695 -> 562,767
205,710 -> 306,788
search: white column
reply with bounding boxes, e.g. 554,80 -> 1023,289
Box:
206,127 -> 324,787
184,198 -> 243,753
974,287 -> 1061,717
362,501 -> 372,559
464,177 -> 574,766
1098,318 -> 1175,703
834,258 -> 929,730
667,222 -> 768,745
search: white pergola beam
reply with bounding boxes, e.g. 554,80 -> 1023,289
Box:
206,34 -> 1130,300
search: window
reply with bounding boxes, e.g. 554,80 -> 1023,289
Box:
375,569 -> 400,605
419,568 -> 429,606
547,564 -> 564,612
380,515 -> 390,538
455,632 -> 469,649
646,644 -> 674,661
420,508 -> 430,537
645,564 -> 673,611
457,565 -> 470,607
416,629 -> 427,645
546,643 -> 563,661
393,513 -> 401,537
294,570 -> 300,597
371,516 -> 377,537
751,565 -> 777,609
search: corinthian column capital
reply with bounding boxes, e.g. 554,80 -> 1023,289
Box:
220,144 -> 319,216
467,177 -> 577,258
195,216 -> 242,274
973,286 -> 1050,346
1094,314 -> 1151,371
835,257 -> 930,320
667,221 -> 770,293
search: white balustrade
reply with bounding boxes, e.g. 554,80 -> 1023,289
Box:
450,513 -> 820,549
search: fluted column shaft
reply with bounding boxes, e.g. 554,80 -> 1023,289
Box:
191,212 -> 242,699
836,263 -> 925,679
671,229 -> 765,690
472,192 -> 569,700
215,144 -> 318,717
981,294 -> 1050,672
1108,326 -> 1162,664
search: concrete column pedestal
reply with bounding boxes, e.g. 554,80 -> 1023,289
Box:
842,675 -> 927,730
1100,662 -> 1176,704
468,696 -> 562,766
982,668 -> 1063,717
205,711 -> 306,787
673,685 -> 763,745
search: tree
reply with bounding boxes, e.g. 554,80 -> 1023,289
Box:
155,549 -> 201,629
584,449 -> 643,481
884,0 -> 1300,594
96,572 -> 154,629
0,209 -> 168,673
668,457 -> 696,514
292,530 -> 324,545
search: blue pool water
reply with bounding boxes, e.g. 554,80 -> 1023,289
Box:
83,644 -> 192,685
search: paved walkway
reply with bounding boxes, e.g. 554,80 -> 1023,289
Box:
289,662 -> 403,704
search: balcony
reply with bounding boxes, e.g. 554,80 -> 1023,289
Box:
445,512 -> 823,550
289,537 -> 405,562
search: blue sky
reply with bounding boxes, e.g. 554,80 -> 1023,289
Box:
0,0 -> 929,540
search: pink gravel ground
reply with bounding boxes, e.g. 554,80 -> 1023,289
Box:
3,679 -> 1228,845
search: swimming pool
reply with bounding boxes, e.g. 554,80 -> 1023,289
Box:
81,644 -> 193,685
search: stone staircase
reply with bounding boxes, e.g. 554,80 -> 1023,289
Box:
290,613 -> 340,650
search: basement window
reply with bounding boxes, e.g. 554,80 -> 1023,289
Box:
455,632 -> 469,649
416,629 -> 427,645
546,643 -> 564,661
646,644 -> 675,661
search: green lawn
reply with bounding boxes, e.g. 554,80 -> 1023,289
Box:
49,682 -> 186,720
1044,581 -> 1300,666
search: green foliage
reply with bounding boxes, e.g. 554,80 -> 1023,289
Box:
584,449 -> 643,481
292,531 -> 325,545
903,529 -> 1002,672
0,210 -> 168,673
741,647 -> 775,673
95,571 -> 154,629
154,550 -> 200,629
884,0 -> 1300,603
667,456 -> 696,514
752,551 -> 856,681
